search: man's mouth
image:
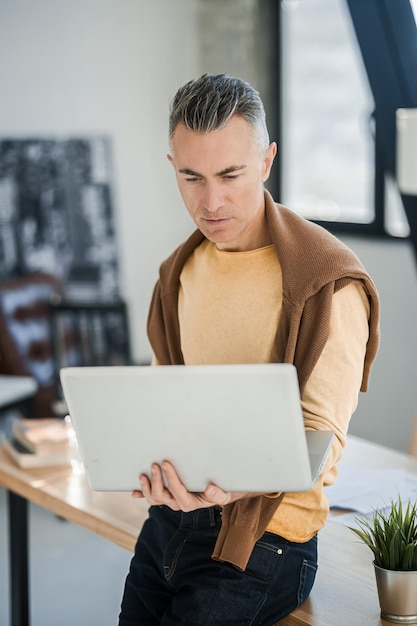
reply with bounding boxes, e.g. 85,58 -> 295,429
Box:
204,217 -> 230,224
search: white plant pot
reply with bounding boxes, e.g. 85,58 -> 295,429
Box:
374,562 -> 417,624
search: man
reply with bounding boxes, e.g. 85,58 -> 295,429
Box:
119,73 -> 379,625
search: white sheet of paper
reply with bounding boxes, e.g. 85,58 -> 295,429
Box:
325,466 -> 417,522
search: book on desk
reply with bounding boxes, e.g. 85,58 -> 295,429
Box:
2,417 -> 71,468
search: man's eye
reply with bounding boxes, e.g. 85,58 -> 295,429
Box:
224,174 -> 239,180
185,177 -> 200,183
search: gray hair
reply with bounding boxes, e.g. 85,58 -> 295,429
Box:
169,73 -> 270,153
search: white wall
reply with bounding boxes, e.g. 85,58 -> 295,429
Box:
0,0 -> 197,362
340,236 -> 417,453
1,0 -> 417,453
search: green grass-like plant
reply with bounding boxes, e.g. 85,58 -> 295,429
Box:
349,496 -> 417,571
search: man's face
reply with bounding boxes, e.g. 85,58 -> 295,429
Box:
167,115 -> 276,252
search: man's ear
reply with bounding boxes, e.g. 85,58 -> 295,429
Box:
262,142 -> 277,182
167,154 -> 174,167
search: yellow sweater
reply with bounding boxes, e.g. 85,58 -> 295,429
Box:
147,191 -> 379,569
178,240 -> 370,542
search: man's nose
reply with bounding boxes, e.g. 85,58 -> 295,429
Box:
203,182 -> 224,213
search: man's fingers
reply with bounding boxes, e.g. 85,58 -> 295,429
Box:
161,461 -> 184,490
134,461 -> 237,511
137,465 -> 181,510
162,461 -> 196,508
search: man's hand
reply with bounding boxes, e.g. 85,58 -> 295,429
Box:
132,461 -> 256,511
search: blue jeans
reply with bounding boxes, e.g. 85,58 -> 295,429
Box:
119,505 -> 317,625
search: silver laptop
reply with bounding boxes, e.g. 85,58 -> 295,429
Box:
60,363 -> 333,493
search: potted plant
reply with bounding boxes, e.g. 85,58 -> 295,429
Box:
349,495 -> 417,624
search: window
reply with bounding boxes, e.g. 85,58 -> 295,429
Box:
279,0 -> 411,238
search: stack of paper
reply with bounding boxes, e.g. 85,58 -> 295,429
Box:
326,466 -> 417,528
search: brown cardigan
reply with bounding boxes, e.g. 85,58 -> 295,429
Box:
147,190 -> 380,570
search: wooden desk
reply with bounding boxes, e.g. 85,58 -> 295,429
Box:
1,435 -> 416,626
283,436 -> 417,626
0,448 -> 148,626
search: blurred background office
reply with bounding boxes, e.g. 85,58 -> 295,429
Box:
1,1 -> 417,624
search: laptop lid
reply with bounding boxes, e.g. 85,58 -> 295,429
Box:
60,363 -> 333,493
